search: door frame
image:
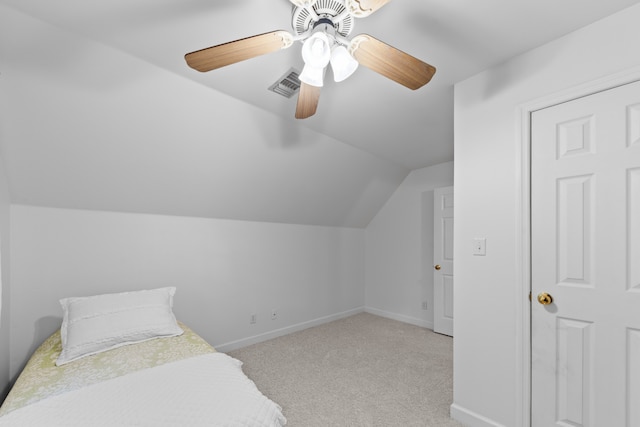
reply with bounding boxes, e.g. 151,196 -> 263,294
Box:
515,65 -> 640,427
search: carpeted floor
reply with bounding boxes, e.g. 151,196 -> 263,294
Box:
228,312 -> 463,427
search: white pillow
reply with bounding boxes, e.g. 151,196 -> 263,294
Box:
56,287 -> 184,366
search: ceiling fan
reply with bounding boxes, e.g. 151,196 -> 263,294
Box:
184,0 -> 436,119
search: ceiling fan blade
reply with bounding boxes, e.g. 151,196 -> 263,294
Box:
347,0 -> 392,18
350,34 -> 436,90
295,83 -> 321,119
185,31 -> 293,72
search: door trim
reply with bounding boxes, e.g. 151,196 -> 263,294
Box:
516,65 -> 640,427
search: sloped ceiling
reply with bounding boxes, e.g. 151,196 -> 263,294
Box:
0,0 -> 638,227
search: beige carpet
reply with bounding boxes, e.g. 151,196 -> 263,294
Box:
228,312 -> 463,427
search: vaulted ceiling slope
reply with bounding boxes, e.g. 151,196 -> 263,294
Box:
0,4 -> 408,228
1,1 -> 639,227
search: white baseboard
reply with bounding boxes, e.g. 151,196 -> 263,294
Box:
215,307 -> 365,352
216,306 -> 435,353
450,403 -> 507,427
364,306 -> 434,330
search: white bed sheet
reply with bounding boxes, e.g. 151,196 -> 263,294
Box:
0,353 -> 286,426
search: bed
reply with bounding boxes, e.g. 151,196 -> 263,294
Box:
0,287 -> 287,426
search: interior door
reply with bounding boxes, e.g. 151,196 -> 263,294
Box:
531,80 -> 640,427
433,186 -> 454,336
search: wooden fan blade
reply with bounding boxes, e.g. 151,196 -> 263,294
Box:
348,0 -> 392,18
350,34 -> 436,90
295,83 -> 321,119
185,31 -> 292,72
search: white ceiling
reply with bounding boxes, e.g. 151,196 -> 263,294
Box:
3,0 -> 639,169
1,0 -> 638,227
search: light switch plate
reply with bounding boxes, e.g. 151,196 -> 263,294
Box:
473,238 -> 486,256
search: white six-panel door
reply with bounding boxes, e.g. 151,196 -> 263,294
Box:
531,80 -> 640,426
433,186 -> 454,337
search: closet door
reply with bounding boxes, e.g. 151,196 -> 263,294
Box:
531,80 -> 640,426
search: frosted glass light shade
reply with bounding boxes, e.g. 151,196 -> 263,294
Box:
330,45 -> 358,82
299,64 -> 325,87
301,33 -> 331,69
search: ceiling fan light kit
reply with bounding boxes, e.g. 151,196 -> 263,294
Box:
299,63 -> 326,87
302,32 -> 332,69
184,0 -> 436,119
299,16 -> 358,86
330,45 -> 359,82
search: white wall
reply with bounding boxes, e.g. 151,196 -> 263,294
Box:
0,4 -> 408,229
9,206 -> 365,380
0,158 -> 11,400
452,4 -> 640,426
0,67 -> 12,400
365,161 -> 454,328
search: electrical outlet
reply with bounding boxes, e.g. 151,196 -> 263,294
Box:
473,238 -> 487,256
422,302 -> 428,310
250,314 -> 257,324
271,310 -> 278,320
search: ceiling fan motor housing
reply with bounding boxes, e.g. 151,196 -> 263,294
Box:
291,0 -> 354,39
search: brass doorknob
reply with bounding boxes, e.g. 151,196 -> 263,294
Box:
537,292 -> 553,305
434,265 -> 441,270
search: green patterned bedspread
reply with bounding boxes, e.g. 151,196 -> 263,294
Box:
0,322 -> 215,416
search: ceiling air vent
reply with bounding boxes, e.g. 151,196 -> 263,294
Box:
268,68 -> 301,98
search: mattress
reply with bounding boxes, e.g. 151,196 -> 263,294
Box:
0,323 -> 286,426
